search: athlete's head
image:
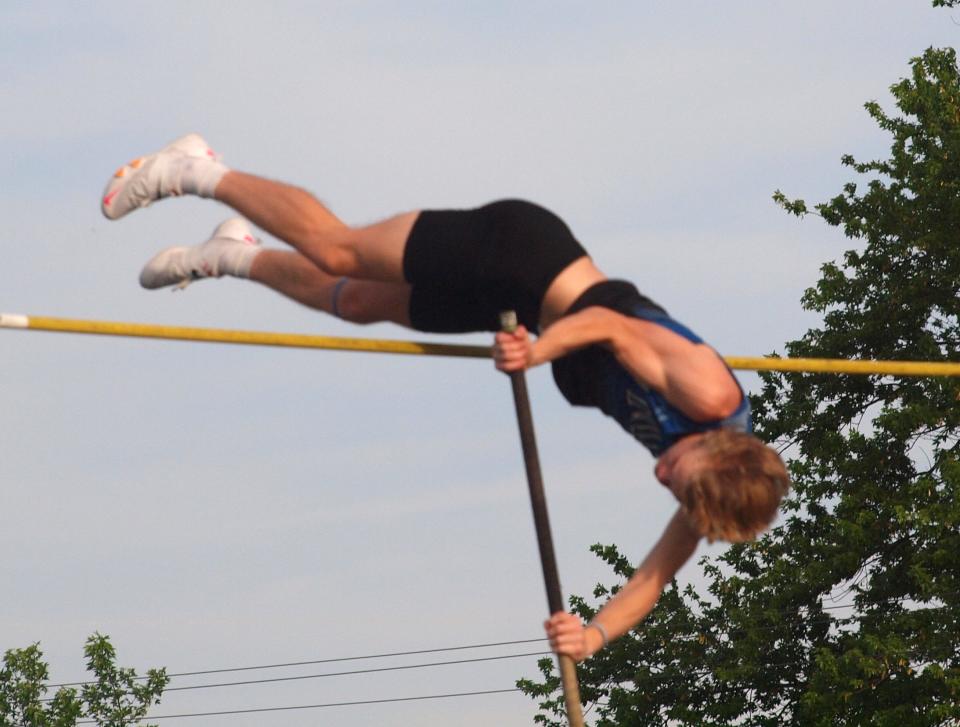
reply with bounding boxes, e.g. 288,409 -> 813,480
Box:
657,429 -> 789,543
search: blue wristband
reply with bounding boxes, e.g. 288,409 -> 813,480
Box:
331,277 -> 349,319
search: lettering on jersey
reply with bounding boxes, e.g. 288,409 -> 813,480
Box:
624,387 -> 663,455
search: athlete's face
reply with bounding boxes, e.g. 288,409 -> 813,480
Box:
655,436 -> 709,501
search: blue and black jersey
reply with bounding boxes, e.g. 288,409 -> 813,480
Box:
550,280 -> 751,457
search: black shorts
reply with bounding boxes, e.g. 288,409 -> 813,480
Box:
401,199 -> 588,333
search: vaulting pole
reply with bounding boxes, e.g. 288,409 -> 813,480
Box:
499,311 -> 584,727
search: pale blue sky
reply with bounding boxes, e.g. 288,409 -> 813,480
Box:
2,2 -> 957,725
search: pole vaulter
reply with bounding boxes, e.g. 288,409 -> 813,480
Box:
19,130 -> 950,723
91,130 -> 788,669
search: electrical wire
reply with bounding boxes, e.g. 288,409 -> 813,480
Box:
163,651 -> 550,693
70,644 -> 958,724
45,593 -> 955,720
56,607 -> 956,722
47,637 -> 548,688
49,596 -> 952,692
74,688 -> 524,723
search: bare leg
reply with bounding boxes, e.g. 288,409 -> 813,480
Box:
250,250 -> 413,327
215,171 -> 417,283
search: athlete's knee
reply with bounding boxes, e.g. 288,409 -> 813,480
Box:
332,280 -> 390,324
302,226 -> 360,277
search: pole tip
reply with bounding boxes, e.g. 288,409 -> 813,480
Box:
499,310 -> 518,333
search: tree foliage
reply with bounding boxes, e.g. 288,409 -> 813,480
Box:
0,635 -> 168,727
521,44 -> 960,727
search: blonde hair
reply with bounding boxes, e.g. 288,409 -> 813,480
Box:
678,429 -> 789,543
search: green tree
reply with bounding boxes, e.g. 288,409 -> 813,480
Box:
520,41 -> 960,727
0,645 -> 81,727
0,635 -> 168,727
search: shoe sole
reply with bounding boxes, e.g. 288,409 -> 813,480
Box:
100,134 -> 218,220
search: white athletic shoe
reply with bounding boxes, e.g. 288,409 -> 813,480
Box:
101,133 -> 221,220
139,218 -> 261,290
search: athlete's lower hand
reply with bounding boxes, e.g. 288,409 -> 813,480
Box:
494,325 -> 535,372
544,612 -> 600,662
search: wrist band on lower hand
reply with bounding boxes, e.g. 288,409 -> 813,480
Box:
587,621 -> 609,649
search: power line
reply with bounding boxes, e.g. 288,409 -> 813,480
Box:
48,637 -> 548,688
74,688 -> 523,723
69,645 -> 959,725
49,596 -> 952,690
59,617 -> 957,722
144,655 -> 960,724
47,597 -> 955,695
164,651 -> 550,694
39,613 -> 865,704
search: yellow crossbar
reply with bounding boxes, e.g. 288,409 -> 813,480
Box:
723,356 -> 960,377
3,313 -> 960,376
0,313 -> 489,359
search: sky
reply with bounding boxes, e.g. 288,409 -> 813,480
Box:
1,2 -> 958,725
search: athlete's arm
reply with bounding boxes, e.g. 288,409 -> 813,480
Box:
493,306 -> 636,370
494,306 -> 740,421
544,509 -> 701,661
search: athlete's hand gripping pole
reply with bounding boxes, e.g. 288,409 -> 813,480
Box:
499,310 -> 585,727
